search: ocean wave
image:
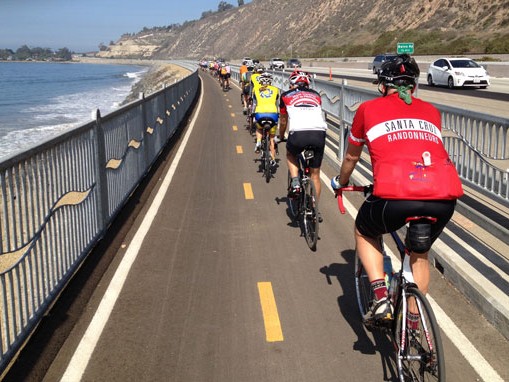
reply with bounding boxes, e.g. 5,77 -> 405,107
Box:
0,63 -> 148,160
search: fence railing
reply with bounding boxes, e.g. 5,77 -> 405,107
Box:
0,68 -> 199,374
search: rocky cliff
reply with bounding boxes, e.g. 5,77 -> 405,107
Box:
96,0 -> 509,60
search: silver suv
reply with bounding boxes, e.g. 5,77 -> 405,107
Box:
369,53 -> 398,74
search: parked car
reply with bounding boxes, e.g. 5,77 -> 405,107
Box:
369,53 -> 398,74
287,58 -> 302,68
269,57 -> 285,70
427,57 -> 490,89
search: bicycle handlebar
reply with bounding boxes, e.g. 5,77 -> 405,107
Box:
333,185 -> 373,214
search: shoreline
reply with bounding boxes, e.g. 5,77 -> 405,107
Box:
73,57 -> 192,104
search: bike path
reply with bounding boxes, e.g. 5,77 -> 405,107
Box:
26,71 -> 509,382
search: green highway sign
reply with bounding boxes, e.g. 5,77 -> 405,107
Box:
397,42 -> 414,54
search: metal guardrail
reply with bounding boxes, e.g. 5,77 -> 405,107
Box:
0,69 -> 199,374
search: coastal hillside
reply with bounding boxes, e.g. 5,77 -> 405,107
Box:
97,0 -> 509,60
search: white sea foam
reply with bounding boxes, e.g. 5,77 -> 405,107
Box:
0,65 -> 147,160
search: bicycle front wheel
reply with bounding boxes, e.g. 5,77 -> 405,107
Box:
394,286 -> 445,382
302,179 -> 319,250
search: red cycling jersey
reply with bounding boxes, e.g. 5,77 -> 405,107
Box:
349,93 -> 463,200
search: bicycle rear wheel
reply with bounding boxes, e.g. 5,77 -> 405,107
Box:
354,250 -> 374,324
394,286 -> 445,382
302,179 -> 319,250
263,136 -> 271,183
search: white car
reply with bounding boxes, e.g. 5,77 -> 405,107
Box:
427,58 -> 490,89
269,57 -> 285,70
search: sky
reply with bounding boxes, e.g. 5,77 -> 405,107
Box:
0,0 -> 249,53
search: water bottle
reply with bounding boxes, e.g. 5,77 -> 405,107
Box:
402,255 -> 415,283
383,255 -> 393,289
388,273 -> 399,303
330,175 -> 341,190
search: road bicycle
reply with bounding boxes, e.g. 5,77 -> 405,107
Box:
287,146 -> 320,251
335,185 -> 445,382
246,97 -> 255,136
256,117 -> 277,183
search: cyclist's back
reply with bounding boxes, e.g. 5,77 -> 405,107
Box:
332,54 -> 463,323
278,71 -> 327,206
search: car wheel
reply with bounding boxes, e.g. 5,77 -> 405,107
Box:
427,74 -> 434,86
447,76 -> 455,89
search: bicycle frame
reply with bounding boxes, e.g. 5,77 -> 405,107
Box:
257,118 -> 276,183
289,147 -> 319,250
335,185 -> 445,381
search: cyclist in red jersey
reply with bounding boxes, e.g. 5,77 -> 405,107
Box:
331,54 -> 463,321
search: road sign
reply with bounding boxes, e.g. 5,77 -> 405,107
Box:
397,42 -> 414,54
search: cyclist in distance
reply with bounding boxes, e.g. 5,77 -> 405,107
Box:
253,72 -> 280,167
250,64 -> 265,96
331,54 -> 463,322
276,70 -> 327,222
241,62 -> 254,114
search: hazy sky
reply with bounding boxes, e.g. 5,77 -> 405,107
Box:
0,0 -> 249,52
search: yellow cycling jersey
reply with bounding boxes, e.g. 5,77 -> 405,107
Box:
251,73 -> 262,90
253,85 -> 279,114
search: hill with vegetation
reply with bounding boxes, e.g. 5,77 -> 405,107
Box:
96,0 -> 509,60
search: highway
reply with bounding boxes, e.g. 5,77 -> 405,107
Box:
4,70 -> 509,382
307,63 -> 509,119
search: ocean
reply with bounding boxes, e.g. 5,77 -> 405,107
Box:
0,61 -> 147,159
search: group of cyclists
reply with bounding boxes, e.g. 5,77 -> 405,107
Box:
237,59 -> 328,213
205,58 -> 232,90
221,54 -> 463,324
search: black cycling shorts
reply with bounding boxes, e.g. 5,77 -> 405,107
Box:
242,84 -> 251,95
355,196 -> 456,242
286,130 -> 326,168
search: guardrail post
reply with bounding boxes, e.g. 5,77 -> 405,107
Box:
94,109 -> 109,229
338,79 -> 348,161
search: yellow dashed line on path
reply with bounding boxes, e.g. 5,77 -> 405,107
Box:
230,113 -> 235,117
243,183 -> 254,199
232,125 -> 238,131
236,145 -> 243,154
257,282 -> 284,342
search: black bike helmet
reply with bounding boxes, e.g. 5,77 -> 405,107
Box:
378,54 -> 420,88
378,54 -> 420,104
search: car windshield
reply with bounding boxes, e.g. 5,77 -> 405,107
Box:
450,59 -> 481,68
273,58 -> 282,61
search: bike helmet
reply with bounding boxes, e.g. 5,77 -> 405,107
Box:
378,54 -> 420,87
377,54 -> 420,104
259,72 -> 273,85
289,71 -> 310,87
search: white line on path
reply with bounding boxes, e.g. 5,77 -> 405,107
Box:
60,82 -> 204,382
320,171 -> 503,382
